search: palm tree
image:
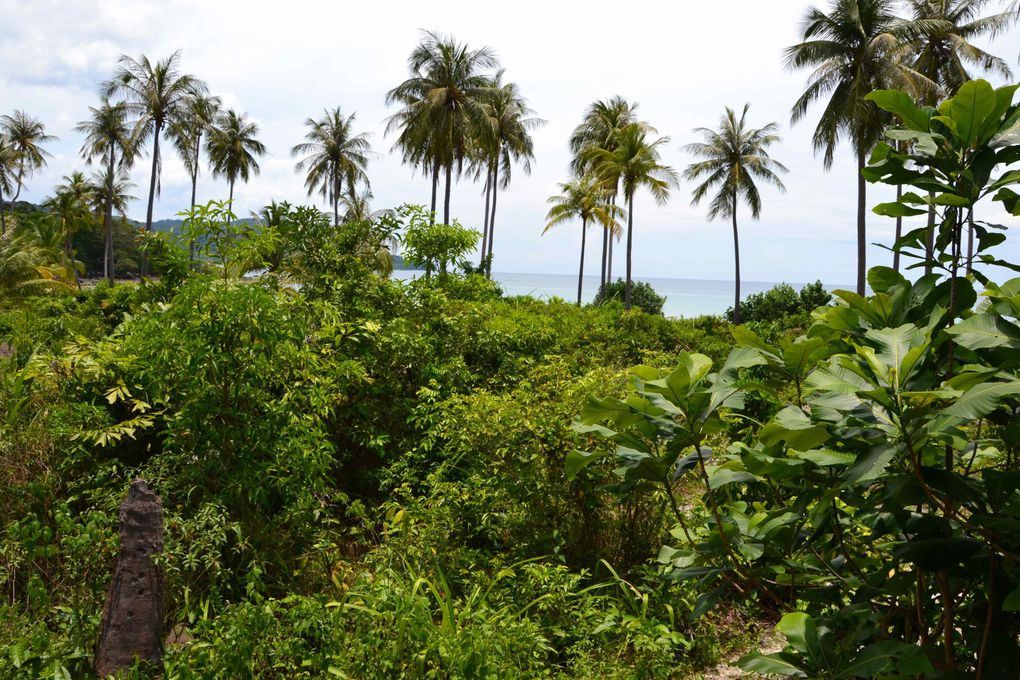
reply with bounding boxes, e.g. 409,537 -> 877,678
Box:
170,89 -> 222,258
45,172 -> 95,289
106,50 -> 206,272
76,97 -> 138,283
902,0 -> 1016,273
683,105 -> 789,324
292,108 -> 372,226
543,174 -> 623,305
586,123 -> 678,311
0,111 -> 56,236
206,110 -> 266,217
0,135 -> 16,236
785,0 -> 913,295
386,30 -> 499,226
569,97 -> 644,291
479,73 -> 543,274
89,168 -> 136,218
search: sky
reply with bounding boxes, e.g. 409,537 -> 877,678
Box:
2,0 -> 1019,284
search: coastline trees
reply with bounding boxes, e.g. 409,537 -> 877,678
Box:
206,110 -> 266,218
683,105 -> 788,324
106,50 -> 206,274
385,31 -> 499,227
785,0 -> 908,295
171,90 -> 222,260
543,173 -> 622,305
76,97 -> 139,283
292,108 -> 372,227
0,111 -> 56,237
585,123 -> 677,311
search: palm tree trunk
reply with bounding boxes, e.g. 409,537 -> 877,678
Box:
65,233 -> 80,290
925,201 -> 936,276
430,158 -> 440,225
732,199 -> 741,325
607,193 -> 616,283
333,177 -> 340,227
577,217 -> 588,306
106,151 -> 116,285
0,191 -> 6,237
480,163 -> 492,271
625,193 -> 634,311
487,154 -> 500,267
893,184 -> 902,273
600,223 -> 609,294
443,162 -> 452,226
142,124 -> 161,277
228,179 -> 235,224
856,148 -> 867,296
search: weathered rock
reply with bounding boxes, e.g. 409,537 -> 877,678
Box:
95,479 -> 165,678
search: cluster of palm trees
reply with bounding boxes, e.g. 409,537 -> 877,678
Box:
385,31 -> 544,274
544,0 -> 1015,314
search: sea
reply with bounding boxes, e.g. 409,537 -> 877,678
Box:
391,270 -> 839,318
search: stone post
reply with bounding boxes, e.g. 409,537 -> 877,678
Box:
95,479 -> 165,678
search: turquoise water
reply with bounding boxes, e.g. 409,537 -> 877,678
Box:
392,270 -> 837,318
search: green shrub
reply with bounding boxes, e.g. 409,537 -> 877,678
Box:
593,279 -> 665,315
728,280 -> 831,324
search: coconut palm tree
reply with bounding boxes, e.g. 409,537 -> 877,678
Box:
569,97 -> 645,291
106,50 -> 206,272
902,0 -> 1016,273
76,97 -> 139,283
785,0 -> 913,295
0,111 -> 56,236
386,30 -> 499,226
586,123 -> 678,311
206,110 -> 266,218
683,105 -> 789,324
478,73 -> 543,274
45,172 -> 95,289
543,173 -> 623,305
170,89 -> 222,255
0,135 -> 16,236
89,168 -> 136,218
292,108 -> 372,226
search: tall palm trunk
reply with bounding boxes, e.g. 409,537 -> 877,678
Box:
430,158 -> 440,225
856,148 -> 867,296
333,177 -> 340,227
732,196 -> 742,325
577,217 -> 588,306
228,178 -> 235,225
607,193 -> 616,282
443,162 -> 452,226
599,223 -> 609,294
624,193 -> 634,311
480,163 -> 492,272
893,184 -> 902,272
487,153 -> 500,266
0,191 -> 6,236
189,133 -> 201,262
65,232 -> 80,290
105,150 -> 116,284
142,123 -> 162,277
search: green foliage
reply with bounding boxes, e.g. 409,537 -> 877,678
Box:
399,205 -> 480,278
594,279 -> 665,315
728,280 -> 831,324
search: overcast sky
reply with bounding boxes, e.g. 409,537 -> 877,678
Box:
2,0 -> 1019,283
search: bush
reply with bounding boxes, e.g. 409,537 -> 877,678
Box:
728,280 -> 831,323
593,279 -> 665,315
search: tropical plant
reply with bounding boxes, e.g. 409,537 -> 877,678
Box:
385,31 -> 499,226
0,135 -> 17,236
292,107 -> 372,226
0,111 -> 55,237
585,123 -> 677,311
569,97 -> 641,290
785,0 -> 914,295
205,110 -> 266,215
683,105 -> 788,324
728,281 -> 832,324
105,50 -> 206,273
45,173 -> 95,289
902,0 -> 1016,272
170,89 -> 222,262
478,72 -> 543,274
592,279 -> 666,315
75,97 -> 139,283
543,174 -> 622,305
400,205 -> 480,279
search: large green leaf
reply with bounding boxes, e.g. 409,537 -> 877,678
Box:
949,79 -> 997,146
945,313 -> 1020,350
841,640 -> 933,677
873,201 -> 927,217
866,90 -> 932,131
565,449 -> 608,480
761,405 -> 831,450
736,652 -> 806,677
1004,585 -> 1020,612
944,379 -> 1020,419
776,612 -> 826,668
782,337 -> 832,381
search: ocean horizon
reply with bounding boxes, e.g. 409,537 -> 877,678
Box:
392,270 -> 849,318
